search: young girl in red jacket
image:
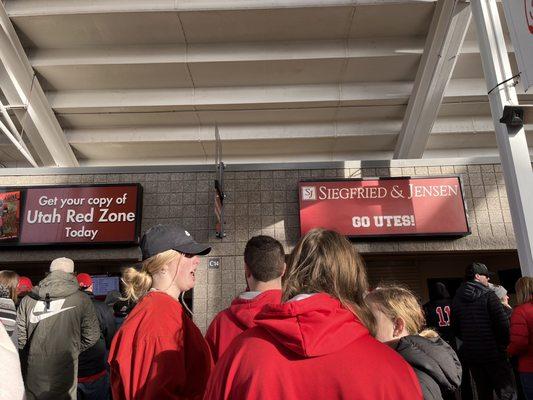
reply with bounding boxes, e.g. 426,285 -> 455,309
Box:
509,277 -> 533,399
108,224 -> 213,400
203,228 -> 422,400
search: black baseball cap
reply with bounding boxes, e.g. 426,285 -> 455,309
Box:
140,224 -> 211,260
466,262 -> 494,278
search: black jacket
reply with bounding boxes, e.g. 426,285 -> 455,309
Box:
395,335 -> 462,400
78,291 -> 117,378
451,280 -> 510,363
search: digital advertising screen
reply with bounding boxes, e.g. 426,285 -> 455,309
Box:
91,275 -> 120,297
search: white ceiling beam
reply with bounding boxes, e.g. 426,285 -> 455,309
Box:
6,0 -> 436,17
66,123 -> 401,144
431,116 -> 533,134
47,79 -> 531,113
28,38 -> 511,69
461,38 -> 513,53
74,151 -> 402,167
29,38 -> 425,67
47,82 -> 414,112
394,0 -> 471,159
65,115 -> 523,144
31,38 -> 515,69
0,4 -> 78,167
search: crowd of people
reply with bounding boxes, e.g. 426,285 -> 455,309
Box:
1,224 -> 533,399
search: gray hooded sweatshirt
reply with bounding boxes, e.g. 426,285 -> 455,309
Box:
16,271 -> 100,400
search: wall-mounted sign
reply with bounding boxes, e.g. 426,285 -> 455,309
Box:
0,184 -> 142,246
299,177 -> 469,238
208,257 -> 221,269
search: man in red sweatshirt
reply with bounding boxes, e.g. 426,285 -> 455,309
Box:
205,235 -> 285,362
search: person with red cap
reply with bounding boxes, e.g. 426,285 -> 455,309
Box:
205,235 -> 284,363
108,224 -> 213,400
16,276 -> 32,305
77,272 -> 116,400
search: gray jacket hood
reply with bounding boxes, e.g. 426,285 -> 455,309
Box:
396,335 -> 462,396
31,270 -> 79,300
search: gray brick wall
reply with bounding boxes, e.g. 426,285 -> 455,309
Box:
0,162 -> 517,331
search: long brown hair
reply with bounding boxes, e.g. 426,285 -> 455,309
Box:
0,270 -> 20,303
283,228 -> 375,334
516,277 -> 533,305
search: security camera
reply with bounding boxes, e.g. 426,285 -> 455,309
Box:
499,106 -> 524,127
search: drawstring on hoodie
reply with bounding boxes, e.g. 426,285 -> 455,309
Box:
45,293 -> 51,311
180,292 -> 193,316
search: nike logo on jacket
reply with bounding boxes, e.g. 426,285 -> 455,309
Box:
29,298 -> 76,323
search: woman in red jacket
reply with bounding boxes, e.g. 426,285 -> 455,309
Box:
204,228 -> 422,400
108,224 -> 213,400
509,277 -> 533,399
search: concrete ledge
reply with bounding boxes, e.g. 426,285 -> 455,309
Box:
0,246 -> 141,263
0,156 -> 505,176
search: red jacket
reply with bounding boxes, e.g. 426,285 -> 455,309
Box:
509,301 -> 533,372
203,293 -> 422,400
205,289 -> 282,362
108,291 -> 213,400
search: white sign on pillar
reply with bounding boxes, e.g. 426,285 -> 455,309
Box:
502,0 -> 533,91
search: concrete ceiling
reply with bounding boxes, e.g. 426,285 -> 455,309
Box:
1,0 -> 531,167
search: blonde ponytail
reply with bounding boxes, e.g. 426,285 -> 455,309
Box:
122,267 -> 153,302
121,249 -> 180,302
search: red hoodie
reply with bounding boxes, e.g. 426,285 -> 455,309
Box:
204,293 -> 422,400
509,301 -> 533,372
205,289 -> 282,362
108,291 -> 213,400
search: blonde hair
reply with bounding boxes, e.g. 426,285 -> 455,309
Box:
515,277 -> 533,305
283,228 -> 375,334
0,270 -> 20,303
365,285 -> 437,339
122,250 -> 180,302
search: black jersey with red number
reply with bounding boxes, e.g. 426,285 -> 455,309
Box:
423,298 -> 456,349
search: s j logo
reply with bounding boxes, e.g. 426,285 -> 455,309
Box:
301,186 -> 317,201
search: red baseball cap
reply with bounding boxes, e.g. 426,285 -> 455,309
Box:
17,276 -> 33,295
76,273 -> 93,289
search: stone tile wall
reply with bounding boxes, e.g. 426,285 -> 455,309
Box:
0,162 -> 516,331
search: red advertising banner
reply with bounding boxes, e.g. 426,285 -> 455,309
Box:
17,184 -> 142,245
0,191 -> 21,241
299,177 -> 469,238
